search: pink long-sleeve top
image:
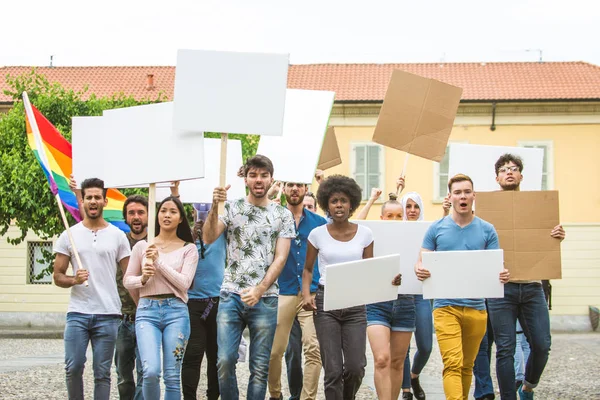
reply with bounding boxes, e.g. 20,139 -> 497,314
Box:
124,241 -> 199,303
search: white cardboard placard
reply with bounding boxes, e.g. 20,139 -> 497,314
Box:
173,49 -> 289,136
256,89 -> 335,183
72,116 -> 111,186
448,144 -> 544,192
422,250 -> 504,299
94,102 -> 205,187
324,254 -> 400,311
156,138 -> 246,203
354,221 -> 432,295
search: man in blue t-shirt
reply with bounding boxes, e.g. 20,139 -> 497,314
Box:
415,174 -> 510,400
267,181 -> 327,400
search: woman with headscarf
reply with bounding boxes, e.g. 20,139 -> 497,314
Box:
399,192 -> 432,400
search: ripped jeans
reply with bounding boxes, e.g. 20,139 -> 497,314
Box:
136,297 -> 191,400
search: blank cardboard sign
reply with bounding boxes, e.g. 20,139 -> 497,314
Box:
475,191 -> 561,280
422,250 -> 504,299
318,127 -> 342,170
97,102 -> 205,187
373,70 -> 463,162
448,144 -> 544,192
72,116 -> 109,186
173,49 -> 289,136
256,89 -> 335,183
324,254 -> 400,311
354,220 -> 432,294
156,138 -> 246,203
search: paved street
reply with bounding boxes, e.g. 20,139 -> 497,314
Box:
0,333 -> 598,399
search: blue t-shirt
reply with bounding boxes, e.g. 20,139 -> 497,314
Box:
188,232 -> 226,299
278,209 -> 328,295
422,216 -> 499,311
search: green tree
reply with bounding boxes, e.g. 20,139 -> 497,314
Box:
0,69 -> 260,248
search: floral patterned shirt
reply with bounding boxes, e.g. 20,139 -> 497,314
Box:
219,198 -> 295,297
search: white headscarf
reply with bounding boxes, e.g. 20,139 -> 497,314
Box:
401,192 -> 424,221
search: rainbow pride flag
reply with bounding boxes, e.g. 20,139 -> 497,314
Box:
24,95 -> 130,232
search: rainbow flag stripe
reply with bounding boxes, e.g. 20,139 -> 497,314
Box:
25,104 -> 130,232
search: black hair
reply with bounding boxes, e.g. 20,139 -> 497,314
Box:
381,193 -> 401,215
122,195 -> 148,220
155,196 -> 194,243
81,178 -> 107,199
494,153 -> 524,176
316,175 -> 363,217
244,154 -> 274,177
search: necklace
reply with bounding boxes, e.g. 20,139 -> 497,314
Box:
156,241 -> 175,250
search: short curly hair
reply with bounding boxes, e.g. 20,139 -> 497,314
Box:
316,175 -> 363,217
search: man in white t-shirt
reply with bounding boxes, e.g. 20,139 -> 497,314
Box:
53,178 -> 131,400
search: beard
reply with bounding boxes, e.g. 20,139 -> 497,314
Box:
129,221 -> 147,235
84,206 -> 103,219
500,182 -> 520,191
285,193 -> 305,206
249,187 -> 267,198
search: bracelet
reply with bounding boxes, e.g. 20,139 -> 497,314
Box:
173,195 -> 180,199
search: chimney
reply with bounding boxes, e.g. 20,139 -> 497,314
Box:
146,74 -> 155,90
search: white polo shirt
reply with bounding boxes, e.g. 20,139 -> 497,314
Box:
54,222 -> 131,315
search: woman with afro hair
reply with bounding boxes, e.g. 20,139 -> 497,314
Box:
301,175 -> 384,399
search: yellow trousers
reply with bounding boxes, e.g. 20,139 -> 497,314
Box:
433,306 -> 487,400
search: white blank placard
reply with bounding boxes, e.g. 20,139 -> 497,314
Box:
324,254 -> 400,311
355,221 -> 432,295
156,138 -> 246,203
173,49 -> 289,136
257,89 -> 335,183
97,102 -> 205,187
448,144 -> 544,192
422,250 -> 504,299
72,116 -> 109,186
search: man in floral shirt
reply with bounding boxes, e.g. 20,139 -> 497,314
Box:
203,155 -> 295,400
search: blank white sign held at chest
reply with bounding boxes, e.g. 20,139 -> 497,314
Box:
422,249 -> 504,299
155,138 -> 246,203
78,102 -> 205,188
354,220 -> 431,295
324,254 -> 400,311
257,89 -> 335,183
173,49 -> 289,135
448,144 -> 544,192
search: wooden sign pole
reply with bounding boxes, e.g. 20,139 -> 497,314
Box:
218,133 -> 228,214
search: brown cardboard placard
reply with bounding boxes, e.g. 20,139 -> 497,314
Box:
372,70 -> 463,162
317,126 -> 342,170
476,191 -> 562,281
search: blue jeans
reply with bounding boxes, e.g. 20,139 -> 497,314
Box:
402,294 -> 433,389
473,315 -> 495,399
514,320 -> 531,383
217,291 -> 278,400
115,318 -> 144,400
64,312 -> 120,400
284,318 -> 303,400
488,283 -> 551,400
136,297 -> 191,400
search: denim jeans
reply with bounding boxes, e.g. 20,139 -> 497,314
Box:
402,294 -> 433,389
488,282 -> 551,400
64,312 -> 120,400
514,320 -> 531,383
216,291 -> 278,400
182,297 -> 219,400
473,317 -> 495,399
285,318 -> 303,400
136,297 -> 191,400
314,286 -> 367,400
115,317 -> 144,400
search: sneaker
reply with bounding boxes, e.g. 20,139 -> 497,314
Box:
518,385 -> 534,400
411,376 -> 426,400
402,392 -> 414,400
515,380 -> 523,392
476,395 -> 495,400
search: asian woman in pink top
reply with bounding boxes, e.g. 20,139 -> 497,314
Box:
124,196 -> 198,400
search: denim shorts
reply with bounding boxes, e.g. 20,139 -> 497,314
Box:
366,295 -> 416,332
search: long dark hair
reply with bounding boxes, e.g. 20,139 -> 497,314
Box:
155,196 -> 194,243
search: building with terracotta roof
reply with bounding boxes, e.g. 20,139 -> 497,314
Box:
1,62 -> 599,330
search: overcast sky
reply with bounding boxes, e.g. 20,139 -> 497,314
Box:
3,0 -> 599,67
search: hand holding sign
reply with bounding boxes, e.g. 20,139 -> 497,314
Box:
213,185 -> 231,204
